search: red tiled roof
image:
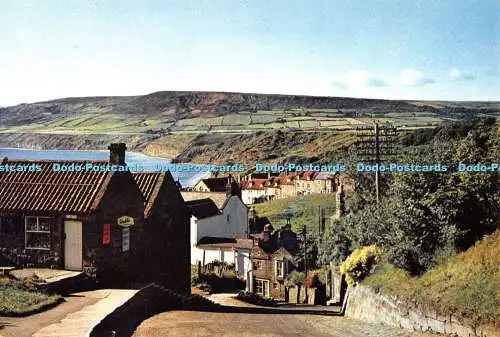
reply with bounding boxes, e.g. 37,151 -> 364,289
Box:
241,179 -> 267,190
132,172 -> 164,218
299,171 -> 318,180
0,160 -> 111,214
133,172 -> 162,202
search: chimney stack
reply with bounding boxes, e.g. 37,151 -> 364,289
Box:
108,143 -> 127,165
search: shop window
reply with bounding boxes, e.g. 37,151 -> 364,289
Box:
25,216 -> 51,250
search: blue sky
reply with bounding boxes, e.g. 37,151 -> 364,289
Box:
1,0 -> 499,106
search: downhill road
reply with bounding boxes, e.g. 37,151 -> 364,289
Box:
132,293 -> 436,337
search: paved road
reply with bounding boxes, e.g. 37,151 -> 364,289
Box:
132,294 -> 436,337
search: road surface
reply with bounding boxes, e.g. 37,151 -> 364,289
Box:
132,293 -> 436,337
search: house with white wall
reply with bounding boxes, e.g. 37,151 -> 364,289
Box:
186,192 -> 250,279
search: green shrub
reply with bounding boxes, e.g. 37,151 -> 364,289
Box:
191,272 -> 244,293
285,271 -> 306,287
340,245 -> 382,286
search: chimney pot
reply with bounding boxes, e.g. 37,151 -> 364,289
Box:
108,143 -> 127,165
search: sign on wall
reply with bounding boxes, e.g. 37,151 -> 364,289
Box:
122,228 -> 130,252
102,224 -> 111,245
117,216 -> 134,228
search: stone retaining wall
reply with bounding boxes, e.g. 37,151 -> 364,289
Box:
345,285 -> 498,337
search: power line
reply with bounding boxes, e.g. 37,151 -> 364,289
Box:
355,122 -> 399,204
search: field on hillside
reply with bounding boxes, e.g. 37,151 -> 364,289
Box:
0,109 -> 460,136
253,194 -> 337,232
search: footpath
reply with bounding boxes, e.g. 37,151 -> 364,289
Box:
32,289 -> 138,337
0,289 -> 137,337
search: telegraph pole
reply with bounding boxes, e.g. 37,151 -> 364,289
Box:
355,121 -> 398,205
317,205 -> 321,235
374,123 -> 380,204
302,224 -> 308,303
303,224 -> 307,277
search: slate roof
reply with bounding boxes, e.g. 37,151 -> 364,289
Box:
181,191 -> 228,209
197,177 -> 228,192
0,160 -> 111,214
197,237 -> 254,250
185,198 -> 221,219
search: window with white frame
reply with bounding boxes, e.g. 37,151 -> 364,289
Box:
256,278 -> 269,297
25,216 -> 51,250
276,260 -> 288,279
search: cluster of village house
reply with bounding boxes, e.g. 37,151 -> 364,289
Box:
0,143 -> 347,299
191,170 -> 354,205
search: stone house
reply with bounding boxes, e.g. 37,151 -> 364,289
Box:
0,144 -> 190,292
192,177 -> 229,192
0,145 -> 144,286
240,178 -> 269,204
239,171 -> 353,204
132,171 -> 190,293
248,224 -> 298,299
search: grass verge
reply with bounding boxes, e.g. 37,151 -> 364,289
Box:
364,231 -> 500,329
0,277 -> 63,316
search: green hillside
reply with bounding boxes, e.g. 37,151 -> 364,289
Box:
365,231 -> 500,328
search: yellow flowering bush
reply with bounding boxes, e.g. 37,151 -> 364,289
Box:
340,245 -> 383,286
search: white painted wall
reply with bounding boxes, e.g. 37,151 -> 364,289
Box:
191,196 -> 248,243
190,196 -> 249,265
191,246 -> 251,280
242,189 -> 267,204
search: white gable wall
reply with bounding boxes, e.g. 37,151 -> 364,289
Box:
190,196 -> 249,265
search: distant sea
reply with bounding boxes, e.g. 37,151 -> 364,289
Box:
0,148 -> 208,187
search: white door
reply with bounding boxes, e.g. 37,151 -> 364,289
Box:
64,220 -> 83,271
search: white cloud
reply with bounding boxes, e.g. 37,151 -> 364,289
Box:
333,70 -> 386,90
449,68 -> 474,81
398,68 -> 435,86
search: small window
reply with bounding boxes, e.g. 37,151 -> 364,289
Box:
256,279 -> 269,297
276,260 -> 288,279
25,216 -> 51,250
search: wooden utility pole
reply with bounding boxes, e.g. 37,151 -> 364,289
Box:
303,224 -> 308,277
374,123 -> 380,204
303,224 -> 308,303
317,205 -> 321,235
355,122 -> 398,205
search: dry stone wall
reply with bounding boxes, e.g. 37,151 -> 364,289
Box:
345,285 -> 498,337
